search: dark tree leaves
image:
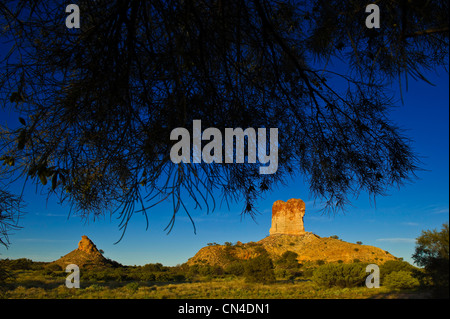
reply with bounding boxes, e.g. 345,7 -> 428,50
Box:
0,0 -> 448,237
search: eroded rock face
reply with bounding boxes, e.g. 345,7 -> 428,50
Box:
77,235 -> 101,255
269,198 -> 305,235
51,235 -> 110,268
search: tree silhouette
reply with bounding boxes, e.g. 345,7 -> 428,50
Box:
0,1 -> 448,239
0,188 -> 23,248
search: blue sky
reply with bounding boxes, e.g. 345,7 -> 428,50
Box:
0,63 -> 448,267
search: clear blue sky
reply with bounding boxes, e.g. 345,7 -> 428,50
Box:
0,63 -> 448,267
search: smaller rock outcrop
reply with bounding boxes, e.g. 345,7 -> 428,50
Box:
50,235 -> 112,269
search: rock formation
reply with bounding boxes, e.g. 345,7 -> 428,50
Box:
187,232 -> 398,267
51,235 -> 111,269
77,235 -> 102,256
269,198 -> 306,236
187,198 -> 399,267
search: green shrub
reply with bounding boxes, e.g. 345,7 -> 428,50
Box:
381,260 -> 417,277
139,272 -> 156,281
0,264 -> 12,287
142,263 -> 164,272
312,263 -> 367,288
2,258 -> 35,270
125,282 -> 140,293
302,268 -> 315,278
223,246 -> 237,262
172,274 -> 186,282
85,283 -> 104,291
224,261 -> 246,276
383,271 -> 420,290
276,251 -> 299,269
155,272 -> 172,281
316,259 -> 325,266
44,263 -> 62,275
244,254 -> 275,284
275,268 -> 301,281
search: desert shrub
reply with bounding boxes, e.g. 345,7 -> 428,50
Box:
302,268 -> 315,278
105,258 -> 123,268
139,272 -> 156,281
45,263 -> 62,272
312,263 -> 367,288
142,263 -> 164,272
0,264 -> 12,288
276,251 -> 300,269
224,261 -> 246,276
223,246 -> 237,262
381,260 -> 417,277
125,282 -> 140,293
155,272 -> 172,281
254,245 -> 268,255
172,274 -> 186,282
2,258 -> 35,270
274,268 -> 287,279
200,265 -> 224,277
244,254 -> 275,284
186,264 -> 200,276
85,283 -> 104,292
383,271 -> 420,290
152,272 -> 185,282
186,264 -> 223,279
316,259 -> 325,266
113,268 -> 133,281
95,269 -> 114,281
275,268 -> 301,281
81,267 -> 125,282
43,266 -> 65,278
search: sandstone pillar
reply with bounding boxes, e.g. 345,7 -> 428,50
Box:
269,198 -> 305,235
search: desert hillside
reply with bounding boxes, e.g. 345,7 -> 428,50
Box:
187,232 -> 397,267
188,199 -> 398,267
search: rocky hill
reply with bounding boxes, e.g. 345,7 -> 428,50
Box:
50,235 -> 116,269
187,199 -> 398,267
187,233 -> 397,267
